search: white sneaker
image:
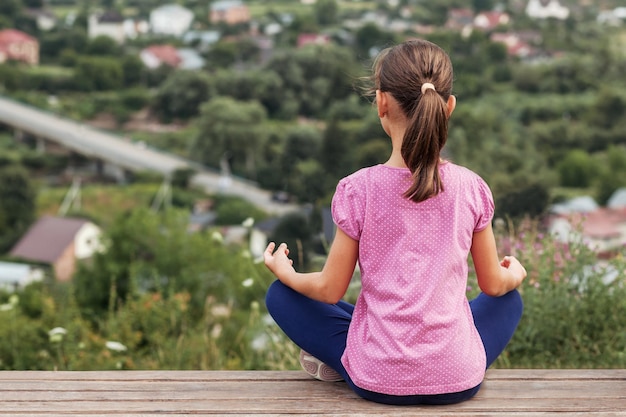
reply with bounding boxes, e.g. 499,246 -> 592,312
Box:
299,350 -> 343,382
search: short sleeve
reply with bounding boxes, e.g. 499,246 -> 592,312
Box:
474,176 -> 495,232
331,177 -> 363,240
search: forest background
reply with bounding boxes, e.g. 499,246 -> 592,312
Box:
0,0 -> 625,371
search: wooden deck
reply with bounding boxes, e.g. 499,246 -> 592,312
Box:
0,369 -> 624,416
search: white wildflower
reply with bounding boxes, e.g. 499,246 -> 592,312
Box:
251,334 -> 268,351
8,295 -> 19,306
105,341 -> 127,352
49,327 -> 68,343
49,327 -> 68,337
211,323 -> 222,339
210,304 -> 231,318
262,314 -> 275,326
242,278 -> 254,288
211,231 -> 224,243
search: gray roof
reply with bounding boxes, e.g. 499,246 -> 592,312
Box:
550,195 -> 598,215
97,11 -> 124,23
607,188 -> 626,209
211,0 -> 244,11
10,216 -> 89,264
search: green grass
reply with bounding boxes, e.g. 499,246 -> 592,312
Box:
36,183 -> 161,227
24,65 -> 73,77
246,0 -> 376,19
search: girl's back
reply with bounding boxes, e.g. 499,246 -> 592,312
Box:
333,162 -> 492,395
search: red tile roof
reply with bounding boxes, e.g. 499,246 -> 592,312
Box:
297,34 -> 330,48
474,11 -> 509,30
144,45 -> 182,67
564,208 -> 626,239
10,216 -> 89,264
0,29 -> 37,44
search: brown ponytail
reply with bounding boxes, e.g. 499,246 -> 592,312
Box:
372,39 -> 453,203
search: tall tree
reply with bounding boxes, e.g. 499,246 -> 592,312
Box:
557,150 -> 596,188
319,118 -> 352,186
0,0 -> 22,20
152,70 -> 214,121
74,56 -> 124,91
314,0 -> 339,26
280,125 -> 321,179
0,164 -> 36,252
193,97 -> 267,178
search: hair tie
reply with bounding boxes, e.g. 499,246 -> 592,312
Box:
421,83 -> 436,94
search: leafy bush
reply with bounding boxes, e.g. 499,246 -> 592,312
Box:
213,195 -> 268,226
1,211 -> 624,371
487,220 -> 626,368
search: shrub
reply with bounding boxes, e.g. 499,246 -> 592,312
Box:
487,220 -> 626,368
1,215 -> 624,371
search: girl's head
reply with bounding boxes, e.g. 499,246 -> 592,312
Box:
372,39 -> 454,203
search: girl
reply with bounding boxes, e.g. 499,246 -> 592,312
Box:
263,39 -> 526,406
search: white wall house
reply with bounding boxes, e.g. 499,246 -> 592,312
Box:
10,216 -> 103,282
210,0 -> 251,25
526,0 -> 569,20
150,4 -> 194,37
74,222 -> 103,259
88,11 -> 125,43
598,8 -> 626,25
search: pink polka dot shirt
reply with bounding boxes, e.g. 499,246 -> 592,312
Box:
332,162 -> 494,396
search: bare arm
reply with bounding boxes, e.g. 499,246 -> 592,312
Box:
263,228 -> 358,304
470,223 -> 527,297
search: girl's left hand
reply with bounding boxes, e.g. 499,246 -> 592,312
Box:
263,242 -> 294,279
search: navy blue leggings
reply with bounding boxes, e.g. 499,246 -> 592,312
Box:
265,280 -> 523,406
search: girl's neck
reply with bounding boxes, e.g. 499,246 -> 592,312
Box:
384,153 -> 447,168
384,151 -> 407,168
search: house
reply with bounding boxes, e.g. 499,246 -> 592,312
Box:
550,195 -> 599,216
210,0 -> 251,25
183,30 -> 221,51
88,10 -> 125,44
0,29 -> 39,65
473,11 -> 510,31
598,7 -> 626,25
607,188 -> 626,209
446,8 -> 474,32
151,4 -> 194,37
140,44 -> 182,69
526,0 -> 569,20
9,216 -> 103,282
177,48 -> 205,70
547,191 -> 626,258
491,33 -> 533,58
26,8 -> 57,31
548,207 -> 626,258
123,18 -> 150,40
0,261 -> 44,292
297,33 -> 331,48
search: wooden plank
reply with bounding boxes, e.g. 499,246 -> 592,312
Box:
0,378 -> 623,401
0,370 -> 624,416
1,368 -> 624,381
